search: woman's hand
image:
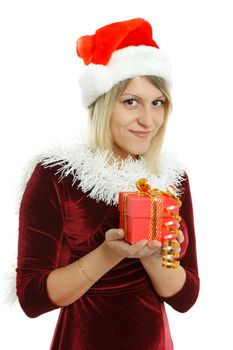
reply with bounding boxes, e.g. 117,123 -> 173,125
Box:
103,228 -> 162,259
103,228 -> 185,261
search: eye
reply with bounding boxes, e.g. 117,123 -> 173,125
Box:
152,100 -> 165,107
123,99 -> 138,107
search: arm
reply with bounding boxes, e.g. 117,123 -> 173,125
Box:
16,163 -> 123,318
46,243 -> 123,307
139,256 -> 186,299
140,174 -> 200,312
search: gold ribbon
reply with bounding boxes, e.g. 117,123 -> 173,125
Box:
122,178 -> 182,269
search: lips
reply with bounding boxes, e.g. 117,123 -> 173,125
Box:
130,130 -> 151,138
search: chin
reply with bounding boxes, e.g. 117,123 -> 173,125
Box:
113,141 -> 151,159
129,146 -> 150,157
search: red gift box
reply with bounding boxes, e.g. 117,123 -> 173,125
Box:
118,179 -> 182,245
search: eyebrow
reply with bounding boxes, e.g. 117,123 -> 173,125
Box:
121,93 -> 166,100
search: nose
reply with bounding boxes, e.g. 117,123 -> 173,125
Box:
137,106 -> 154,128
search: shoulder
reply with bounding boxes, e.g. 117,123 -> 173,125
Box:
16,162 -> 60,215
19,141 -> 86,182
15,142 -> 82,214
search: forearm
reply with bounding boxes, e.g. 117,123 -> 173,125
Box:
46,242 -> 123,307
140,255 -> 186,298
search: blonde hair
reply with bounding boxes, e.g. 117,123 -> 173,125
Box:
87,76 -> 172,175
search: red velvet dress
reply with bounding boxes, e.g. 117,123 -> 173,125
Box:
16,149 -> 199,350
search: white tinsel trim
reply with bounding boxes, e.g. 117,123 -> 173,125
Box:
14,142 -> 187,210
39,143 -> 186,207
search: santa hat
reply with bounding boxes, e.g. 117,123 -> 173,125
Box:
76,18 -> 172,108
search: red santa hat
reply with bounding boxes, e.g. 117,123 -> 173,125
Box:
76,18 -> 172,107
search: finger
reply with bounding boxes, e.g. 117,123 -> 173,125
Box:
175,246 -> 181,254
140,241 -> 162,257
128,239 -> 148,256
171,246 -> 181,254
137,241 -> 153,256
177,230 -> 184,244
147,240 -> 162,249
105,228 -> 124,241
162,240 -> 181,256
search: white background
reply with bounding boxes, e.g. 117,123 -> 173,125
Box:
0,0 -> 232,349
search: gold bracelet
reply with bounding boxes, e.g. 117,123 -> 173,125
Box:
76,259 -> 95,283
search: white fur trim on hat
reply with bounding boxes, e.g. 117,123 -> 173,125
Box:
79,45 -> 172,107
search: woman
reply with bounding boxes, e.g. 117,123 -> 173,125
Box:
16,18 -> 199,350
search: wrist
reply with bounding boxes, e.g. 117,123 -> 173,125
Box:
140,253 -> 162,265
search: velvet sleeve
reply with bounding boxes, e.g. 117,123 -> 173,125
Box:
16,163 -> 68,318
160,173 -> 200,313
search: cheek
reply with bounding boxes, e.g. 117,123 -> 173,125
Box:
110,117 -> 125,143
110,110 -> 130,136
156,112 -> 165,127
111,125 -> 127,145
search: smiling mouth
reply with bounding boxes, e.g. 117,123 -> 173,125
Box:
130,131 -> 151,138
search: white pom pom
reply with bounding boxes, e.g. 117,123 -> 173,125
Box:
79,64 -> 113,106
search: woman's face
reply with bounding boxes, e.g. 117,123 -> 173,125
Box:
110,76 -> 166,159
